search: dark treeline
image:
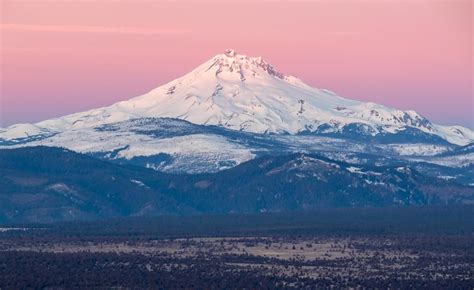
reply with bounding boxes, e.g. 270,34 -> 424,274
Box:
2,205 -> 473,240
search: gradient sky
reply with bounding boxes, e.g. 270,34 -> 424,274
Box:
1,0 -> 473,128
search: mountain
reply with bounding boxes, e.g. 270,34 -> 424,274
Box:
0,50 -> 472,179
1,49 -> 473,145
0,147 -> 185,222
177,153 -> 474,212
1,147 -> 473,223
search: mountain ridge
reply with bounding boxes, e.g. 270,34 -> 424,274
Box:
1,146 -> 472,223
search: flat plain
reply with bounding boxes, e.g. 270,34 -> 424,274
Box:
0,206 -> 473,289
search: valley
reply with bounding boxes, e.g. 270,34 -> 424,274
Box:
1,208 -> 473,288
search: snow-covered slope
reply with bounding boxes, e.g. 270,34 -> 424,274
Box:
0,123 -> 53,140
1,49 -> 473,145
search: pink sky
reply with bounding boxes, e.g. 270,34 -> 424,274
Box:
1,0 -> 473,128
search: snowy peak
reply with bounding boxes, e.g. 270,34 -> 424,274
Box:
173,48 -> 289,86
224,48 -> 236,57
0,49 -> 473,146
211,48 -> 286,80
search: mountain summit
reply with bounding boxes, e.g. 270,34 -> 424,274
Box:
1,49 -> 473,145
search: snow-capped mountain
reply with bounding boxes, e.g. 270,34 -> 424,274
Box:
1,49 -> 473,146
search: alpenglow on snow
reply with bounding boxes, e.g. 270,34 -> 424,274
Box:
1,49 -> 473,146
